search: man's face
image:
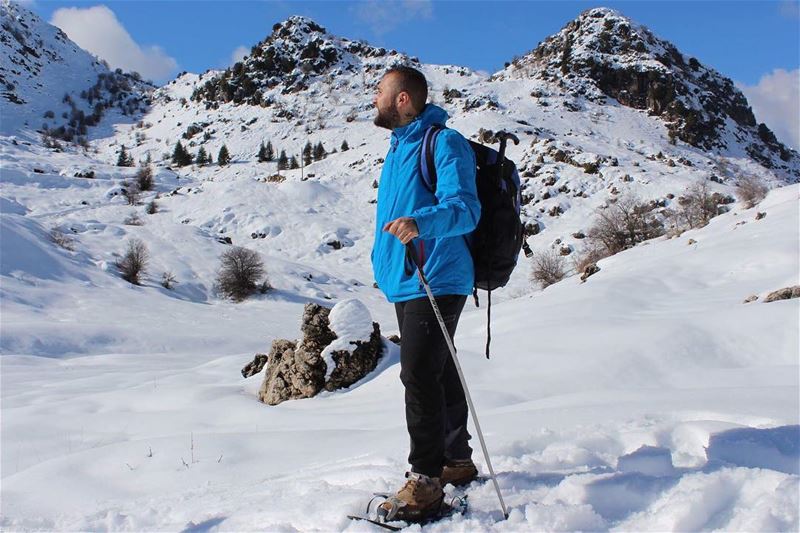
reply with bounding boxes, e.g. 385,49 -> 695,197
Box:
373,74 -> 401,130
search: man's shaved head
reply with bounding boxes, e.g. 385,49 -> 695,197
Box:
384,66 -> 428,114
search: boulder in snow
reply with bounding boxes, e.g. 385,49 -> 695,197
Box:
763,286 -> 800,303
258,300 -> 383,405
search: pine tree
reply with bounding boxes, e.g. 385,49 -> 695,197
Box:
171,141 -> 191,167
257,141 -> 268,162
117,145 -> 134,167
218,145 -> 231,166
196,146 -> 207,166
277,149 -> 288,170
313,141 -> 326,161
341,139 -> 349,152
265,141 -> 274,162
289,155 -> 299,169
302,141 -> 313,166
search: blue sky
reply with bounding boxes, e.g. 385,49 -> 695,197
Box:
29,0 -> 799,84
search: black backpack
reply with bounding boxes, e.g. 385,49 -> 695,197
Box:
419,125 -> 524,357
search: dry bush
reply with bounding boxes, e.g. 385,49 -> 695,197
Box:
530,248 -> 567,289
572,243 -> 609,274
736,174 -> 768,209
122,182 -> 141,205
116,239 -> 148,284
161,271 -> 176,289
675,180 -> 718,229
124,212 -> 143,226
215,246 -> 267,301
49,227 -> 75,251
145,201 -> 158,214
587,195 -> 665,256
135,165 -> 154,191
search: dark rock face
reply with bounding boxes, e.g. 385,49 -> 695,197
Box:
258,303 -> 383,405
241,353 -> 268,377
324,323 -> 382,392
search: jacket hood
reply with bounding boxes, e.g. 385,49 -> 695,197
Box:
393,104 -> 449,141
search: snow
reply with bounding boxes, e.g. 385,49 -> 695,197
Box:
321,298 -> 374,381
1,3 -> 798,531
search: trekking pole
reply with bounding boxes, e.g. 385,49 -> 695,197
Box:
405,242 -> 509,520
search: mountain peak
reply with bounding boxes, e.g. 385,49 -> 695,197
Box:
496,6 -> 797,172
192,15 -> 412,105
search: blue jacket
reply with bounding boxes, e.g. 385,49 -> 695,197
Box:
371,104 -> 480,303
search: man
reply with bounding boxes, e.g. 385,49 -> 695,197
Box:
371,65 -> 480,521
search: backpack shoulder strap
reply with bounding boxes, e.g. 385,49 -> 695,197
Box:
420,124 -> 445,193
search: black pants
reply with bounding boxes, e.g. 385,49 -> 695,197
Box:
394,294 -> 472,478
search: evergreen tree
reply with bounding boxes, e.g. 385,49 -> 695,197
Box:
289,155 -> 299,169
257,141 -> 268,162
277,149 -> 288,170
302,141 -> 313,166
218,145 -> 231,166
313,141 -> 326,161
171,141 -> 192,167
117,145 -> 134,167
196,146 -> 207,166
341,139 -> 349,152
265,140 -> 274,162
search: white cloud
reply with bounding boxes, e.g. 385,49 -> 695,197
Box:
230,45 -> 249,66
50,5 -> 178,82
736,69 -> 800,151
353,0 -> 433,38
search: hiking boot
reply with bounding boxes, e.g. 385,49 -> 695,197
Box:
378,472 -> 444,522
440,458 -> 478,487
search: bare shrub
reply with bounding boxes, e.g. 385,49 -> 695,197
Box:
587,195 -> 664,256
530,248 -> 566,289
572,243 -> 609,274
675,180 -> 717,229
135,165 -> 154,191
122,182 -> 141,205
123,212 -> 143,225
116,239 -> 148,284
145,201 -> 158,214
736,174 -> 768,209
49,227 -> 75,251
215,246 -> 266,301
161,271 -> 176,289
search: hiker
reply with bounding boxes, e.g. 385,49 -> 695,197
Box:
371,65 -> 481,520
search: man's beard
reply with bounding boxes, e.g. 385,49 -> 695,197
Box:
373,102 -> 401,130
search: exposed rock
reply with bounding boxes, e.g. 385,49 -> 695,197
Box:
387,334 -> 401,345
581,263 -> 600,282
755,212 -> 767,220
764,286 -> 800,303
258,302 -> 383,405
743,295 -> 758,304
687,239 -> 697,245
241,353 -> 268,377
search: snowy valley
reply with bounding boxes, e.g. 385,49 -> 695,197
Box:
1,2 -> 798,531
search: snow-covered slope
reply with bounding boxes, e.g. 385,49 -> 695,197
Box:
2,183 -> 797,531
0,0 -> 153,141
1,3 -> 798,531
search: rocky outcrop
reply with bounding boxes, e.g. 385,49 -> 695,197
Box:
258,301 -> 383,405
764,286 -> 800,303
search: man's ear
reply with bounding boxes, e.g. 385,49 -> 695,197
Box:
396,90 -> 409,107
